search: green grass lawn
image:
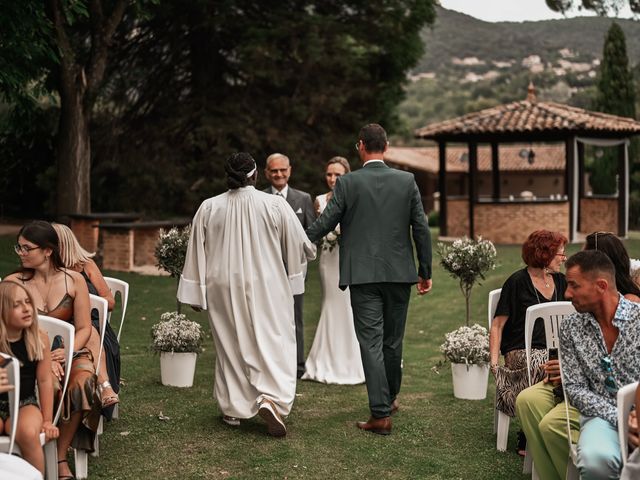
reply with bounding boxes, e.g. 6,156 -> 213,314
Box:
2,232 -> 639,479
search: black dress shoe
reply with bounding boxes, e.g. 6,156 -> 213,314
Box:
356,416 -> 392,435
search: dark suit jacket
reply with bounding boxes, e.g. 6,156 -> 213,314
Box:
264,186 -> 315,229
306,161 -> 431,288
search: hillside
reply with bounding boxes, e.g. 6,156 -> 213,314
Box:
415,6 -> 640,75
395,7 -> 640,143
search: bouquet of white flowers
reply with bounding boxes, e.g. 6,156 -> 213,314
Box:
151,311 -> 204,354
155,226 -> 191,278
440,324 -> 490,365
321,225 -> 341,252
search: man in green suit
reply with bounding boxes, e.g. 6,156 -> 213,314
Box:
306,123 -> 432,435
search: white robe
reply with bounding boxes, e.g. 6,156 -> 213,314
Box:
177,186 -> 316,418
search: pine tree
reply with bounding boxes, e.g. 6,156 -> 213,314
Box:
590,22 -> 636,194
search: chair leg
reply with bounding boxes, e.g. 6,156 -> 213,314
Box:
496,411 -> 510,452
91,433 -> 100,458
531,463 -> 540,480
44,440 -> 58,480
74,448 -> 89,479
523,447 -> 533,474
112,403 -> 119,420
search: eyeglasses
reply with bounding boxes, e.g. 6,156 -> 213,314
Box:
555,252 -> 567,259
14,244 -> 41,255
600,355 -> 618,394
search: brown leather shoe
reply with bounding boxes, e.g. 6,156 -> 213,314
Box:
391,399 -> 399,416
258,398 -> 286,437
356,416 -> 392,435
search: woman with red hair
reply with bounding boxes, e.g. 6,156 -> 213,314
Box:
489,229 -> 568,455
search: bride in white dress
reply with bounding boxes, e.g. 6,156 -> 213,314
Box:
303,157 -> 365,384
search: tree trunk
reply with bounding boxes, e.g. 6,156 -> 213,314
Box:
55,72 -> 91,215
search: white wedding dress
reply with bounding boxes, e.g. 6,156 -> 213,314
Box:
302,193 -> 365,384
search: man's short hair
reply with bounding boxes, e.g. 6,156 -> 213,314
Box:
358,124 -> 387,153
565,250 -> 616,281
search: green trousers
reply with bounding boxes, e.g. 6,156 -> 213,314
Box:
516,381 -> 580,480
349,283 -> 411,418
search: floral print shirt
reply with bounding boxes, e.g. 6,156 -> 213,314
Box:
559,294 -> 640,427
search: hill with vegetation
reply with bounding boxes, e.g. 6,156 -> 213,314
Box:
395,6 -> 640,143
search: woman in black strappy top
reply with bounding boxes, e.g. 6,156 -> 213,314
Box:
53,222 -> 120,413
4,220 -> 99,480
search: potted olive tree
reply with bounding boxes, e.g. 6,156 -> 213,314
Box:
437,237 -> 497,399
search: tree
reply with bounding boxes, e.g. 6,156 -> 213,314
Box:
1,1 -> 148,215
590,22 -> 636,194
87,0 -> 436,214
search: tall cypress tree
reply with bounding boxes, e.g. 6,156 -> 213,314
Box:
590,22 -> 636,194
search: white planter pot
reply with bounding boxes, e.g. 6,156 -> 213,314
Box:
451,362 -> 489,400
160,352 -> 197,387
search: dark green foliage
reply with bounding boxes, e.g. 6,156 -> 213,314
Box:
89,0 -> 436,214
590,23 -> 636,195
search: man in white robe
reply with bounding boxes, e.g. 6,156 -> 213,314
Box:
177,152 -> 316,437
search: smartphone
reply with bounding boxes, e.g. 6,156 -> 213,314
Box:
51,335 -> 64,351
547,348 -> 559,382
0,356 -> 13,368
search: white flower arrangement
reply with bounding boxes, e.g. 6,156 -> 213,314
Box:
321,224 -> 341,252
151,311 -> 204,354
440,324 -> 490,365
155,226 -> 191,277
438,237 -> 497,326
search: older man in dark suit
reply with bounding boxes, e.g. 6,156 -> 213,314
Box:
307,124 -> 432,435
264,153 -> 315,378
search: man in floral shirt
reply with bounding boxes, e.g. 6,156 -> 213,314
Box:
560,250 -> 640,479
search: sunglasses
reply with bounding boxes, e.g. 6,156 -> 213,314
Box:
600,355 -> 618,394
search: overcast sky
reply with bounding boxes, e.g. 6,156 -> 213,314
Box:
439,0 -> 633,22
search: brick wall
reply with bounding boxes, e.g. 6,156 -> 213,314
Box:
70,219 -> 99,253
579,198 -> 618,234
134,228 -> 160,267
474,202 -> 570,244
446,199 -> 469,237
102,230 -> 134,271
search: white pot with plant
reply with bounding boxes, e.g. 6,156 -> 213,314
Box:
151,311 -> 204,387
440,324 -> 490,400
437,236 -> 497,399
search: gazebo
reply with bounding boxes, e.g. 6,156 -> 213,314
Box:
415,84 -> 640,244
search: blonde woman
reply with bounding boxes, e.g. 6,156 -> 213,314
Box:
52,223 -> 120,412
0,281 -> 59,475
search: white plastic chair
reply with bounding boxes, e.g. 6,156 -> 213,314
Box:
74,294 -> 108,475
523,303 -> 579,479
38,315 -> 75,480
488,288 -> 511,452
618,382 -> 639,465
104,276 -> 128,421
103,277 -> 129,342
0,353 -> 20,455
524,301 -> 576,386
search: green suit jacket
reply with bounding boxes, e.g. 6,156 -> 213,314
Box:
306,161 -> 432,288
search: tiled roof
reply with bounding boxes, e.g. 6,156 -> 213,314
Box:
384,144 -> 565,173
414,100 -> 640,139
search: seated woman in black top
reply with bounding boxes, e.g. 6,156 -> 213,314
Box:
489,230 -> 568,454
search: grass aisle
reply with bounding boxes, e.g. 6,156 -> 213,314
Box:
2,232 -> 638,479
